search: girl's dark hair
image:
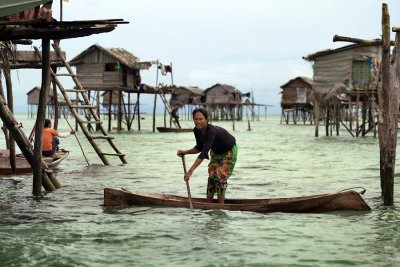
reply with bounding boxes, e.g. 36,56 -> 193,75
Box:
192,108 -> 208,120
44,119 -> 51,128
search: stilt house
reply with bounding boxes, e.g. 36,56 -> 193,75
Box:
304,43 -> 382,137
69,44 -> 144,90
27,86 -> 66,118
169,86 -> 203,119
68,44 -> 151,131
279,76 -> 313,124
203,83 -> 243,120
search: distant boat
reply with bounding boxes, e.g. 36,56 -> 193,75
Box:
103,188 -> 371,213
156,127 -> 193,133
0,149 -> 69,175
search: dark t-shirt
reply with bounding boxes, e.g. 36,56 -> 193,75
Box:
194,124 -> 236,160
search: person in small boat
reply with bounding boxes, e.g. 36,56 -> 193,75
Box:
42,118 -> 74,157
177,108 -> 237,204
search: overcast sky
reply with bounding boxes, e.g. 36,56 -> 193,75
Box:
10,0 -> 400,114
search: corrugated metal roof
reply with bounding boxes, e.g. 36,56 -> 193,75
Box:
303,43 -> 380,61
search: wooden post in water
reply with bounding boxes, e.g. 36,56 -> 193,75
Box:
2,51 -> 16,173
378,4 -> 398,205
325,107 -> 330,136
314,100 -> 319,137
152,93 -> 157,132
108,90 -> 112,131
137,91 -> 141,131
33,38 -> 52,195
0,81 -> 10,150
333,3 -> 399,205
51,66 -> 59,129
117,90 -> 122,131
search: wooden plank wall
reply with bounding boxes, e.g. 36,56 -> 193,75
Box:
312,46 -> 381,96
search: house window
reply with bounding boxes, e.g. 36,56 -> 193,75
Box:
352,60 -> 371,90
296,88 -> 306,103
105,63 -> 120,71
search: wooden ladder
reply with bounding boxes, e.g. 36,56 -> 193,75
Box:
156,86 -> 180,128
35,43 -> 127,165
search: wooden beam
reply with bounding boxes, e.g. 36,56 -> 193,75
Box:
5,51 -> 66,63
0,26 -> 116,41
333,34 -> 395,46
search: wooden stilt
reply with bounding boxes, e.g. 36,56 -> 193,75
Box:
33,39 -> 62,194
355,94 -> 360,137
325,107 -> 329,136
117,89 -> 122,131
1,53 -> 16,173
378,5 -> 398,205
96,91 -> 100,131
315,100 -> 319,137
164,106 -> 167,127
33,38 -> 50,194
108,90 -> 112,132
336,104 -> 340,136
51,66 -> 59,129
137,92 -> 141,131
152,93 -> 157,132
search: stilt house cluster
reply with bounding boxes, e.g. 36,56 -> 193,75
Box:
304,43 -> 381,137
280,43 -> 382,138
0,0 -> 128,195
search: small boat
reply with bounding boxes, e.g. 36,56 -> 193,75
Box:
103,188 -> 371,213
0,149 -> 69,175
156,127 -> 193,133
45,150 -> 70,169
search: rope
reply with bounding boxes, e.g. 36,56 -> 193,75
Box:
336,187 -> 367,195
63,112 -> 90,166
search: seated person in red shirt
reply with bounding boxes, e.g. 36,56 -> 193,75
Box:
42,119 -> 74,157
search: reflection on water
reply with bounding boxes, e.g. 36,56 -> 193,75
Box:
203,210 -> 231,232
368,206 -> 400,265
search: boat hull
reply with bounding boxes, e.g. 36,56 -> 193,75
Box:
156,127 -> 193,133
103,188 -> 371,213
0,150 -> 69,175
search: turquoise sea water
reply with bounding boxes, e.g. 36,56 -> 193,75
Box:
1,114 -> 400,267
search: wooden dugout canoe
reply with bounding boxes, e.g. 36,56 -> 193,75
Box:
103,188 -> 371,213
0,149 -> 69,175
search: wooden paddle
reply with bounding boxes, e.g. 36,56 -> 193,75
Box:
181,155 -> 194,211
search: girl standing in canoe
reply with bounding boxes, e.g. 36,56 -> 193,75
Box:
177,108 -> 237,204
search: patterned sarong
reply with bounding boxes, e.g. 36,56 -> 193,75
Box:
207,144 -> 238,197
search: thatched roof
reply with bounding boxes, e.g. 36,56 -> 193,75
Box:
204,83 -> 241,94
280,76 -> 313,89
172,86 -> 204,95
69,44 -> 141,69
